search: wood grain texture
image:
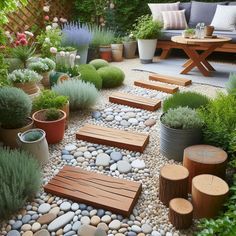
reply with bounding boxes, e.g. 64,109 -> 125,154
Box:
44,166 -> 142,216
109,92 -> 161,111
134,80 -> 179,94
76,124 -> 149,152
149,74 -> 192,86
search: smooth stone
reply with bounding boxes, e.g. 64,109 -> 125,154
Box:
94,228 -> 107,236
120,120 -> 130,127
128,118 -> 138,125
49,207 -> 60,216
110,163 -> 117,171
72,221 -> 81,231
22,231 -> 33,236
101,215 -> 111,224
63,224 -> 72,233
79,204 -> 87,210
22,215 -> 31,224
21,224 -> 31,231
127,233 -> 137,236
144,119 -> 156,127
12,221 -> 22,230
117,160 -> 132,173
141,224 -> 152,234
97,209 -> 105,218
64,231 -> 76,236
109,220 -> 121,230
96,153 -> 110,167
106,115 -> 114,121
62,155 -> 74,161
7,230 -> 20,236
92,111 -> 101,119
60,202 -> 71,211
48,212 -> 75,232
91,216 -> 101,226
31,222 -> 41,232
131,225 -> 142,233
38,203 -> 51,214
33,229 -> 50,236
110,152 -> 122,161
78,225 -> 97,236
151,232 -> 161,236
81,216 -> 91,225
71,203 -> 79,211
115,116 -> 122,121
37,213 -> 56,225
62,150 -> 70,155
131,160 -> 145,169
84,151 -> 92,158
97,222 -> 109,232
65,144 -> 77,151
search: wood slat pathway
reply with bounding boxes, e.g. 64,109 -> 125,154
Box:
76,124 -> 149,152
109,92 -> 161,111
44,166 -> 142,216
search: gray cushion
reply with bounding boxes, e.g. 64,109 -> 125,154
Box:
179,2 -> 192,23
228,2 -> 236,5
189,1 -> 228,28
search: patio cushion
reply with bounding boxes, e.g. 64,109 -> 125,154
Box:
179,2 -> 192,23
188,1 -> 228,28
229,2 -> 236,5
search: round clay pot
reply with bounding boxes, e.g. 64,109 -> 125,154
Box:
111,44 -> 123,62
123,41 -> 137,59
32,109 -> 66,144
204,26 -> 215,37
14,81 -> 39,95
99,46 -> 112,62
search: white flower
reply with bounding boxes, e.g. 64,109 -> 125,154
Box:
110,2 -> 115,9
52,23 -> 59,29
46,25 -> 52,31
60,18 -> 67,23
43,6 -> 50,12
59,51 -> 65,57
129,33 -> 134,38
65,52 -> 70,56
53,17 -> 58,22
24,31 -> 34,37
5,31 -> 10,36
75,55 -> 81,60
50,47 -> 57,54
44,37 -> 50,43
70,54 -> 76,60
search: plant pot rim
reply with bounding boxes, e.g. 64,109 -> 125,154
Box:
99,45 -> 111,48
0,117 -> 33,130
13,81 -> 38,85
123,40 -> 136,43
32,109 -> 66,124
18,128 -> 46,144
137,38 -> 157,41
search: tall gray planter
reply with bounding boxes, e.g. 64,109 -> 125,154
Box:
160,119 -> 202,162
123,41 -> 137,59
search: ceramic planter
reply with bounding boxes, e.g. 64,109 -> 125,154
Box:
0,118 -> 34,148
77,45 -> 89,64
123,41 -> 137,59
99,46 -> 112,62
111,44 -> 123,62
17,129 -> 49,165
13,81 -> 39,95
32,109 -> 66,144
49,72 -> 70,87
137,39 -> 157,64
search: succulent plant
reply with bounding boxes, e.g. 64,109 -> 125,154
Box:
28,58 -> 56,73
8,69 -> 42,83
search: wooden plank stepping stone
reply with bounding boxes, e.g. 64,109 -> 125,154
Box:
183,145 -> 228,192
109,92 -> 161,111
134,80 -> 179,94
76,124 -> 149,152
44,166 -> 142,216
169,198 -> 193,229
149,74 -> 192,86
159,165 -> 189,206
192,174 -> 229,219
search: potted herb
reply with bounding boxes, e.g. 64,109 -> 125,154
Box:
17,129 -> 49,165
32,108 -> 66,144
28,58 -> 56,88
160,107 -> 203,162
8,69 -> 42,96
182,28 -> 196,38
133,15 -> 162,63
0,87 -> 33,148
111,37 -> 123,62
122,33 -> 137,59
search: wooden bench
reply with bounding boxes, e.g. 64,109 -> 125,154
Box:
109,92 -> 161,111
44,166 -> 142,216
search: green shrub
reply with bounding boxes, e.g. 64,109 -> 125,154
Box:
45,108 -> 62,121
32,90 -> 68,112
162,107 -> 203,129
0,87 -> 32,129
226,73 -> 236,95
77,64 -> 102,90
198,93 -> 236,156
97,66 -> 125,88
28,58 -> 56,73
0,147 -> 41,219
89,59 -> 109,70
52,79 -> 99,110
163,91 -> 210,112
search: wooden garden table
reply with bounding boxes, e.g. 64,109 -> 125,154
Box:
171,36 -> 232,77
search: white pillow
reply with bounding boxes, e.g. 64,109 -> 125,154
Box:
148,2 -> 180,22
211,5 -> 236,31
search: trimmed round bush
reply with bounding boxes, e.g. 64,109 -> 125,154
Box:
52,79 -> 99,110
0,147 -> 41,219
78,64 -> 102,90
89,59 -> 109,70
97,66 -> 125,88
163,91 -> 210,113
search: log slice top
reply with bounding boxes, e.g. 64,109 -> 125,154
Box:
160,165 -> 189,180
169,198 -> 193,214
192,174 -> 229,196
184,145 -> 227,164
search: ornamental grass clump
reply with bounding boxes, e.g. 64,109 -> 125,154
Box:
52,79 -> 99,110
163,91 -> 210,112
8,69 -> 42,83
162,107 -> 204,129
28,58 -> 56,73
0,147 -> 41,220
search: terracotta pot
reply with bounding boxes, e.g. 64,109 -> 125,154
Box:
32,109 -> 66,144
0,118 -> 34,148
111,44 -> 123,62
99,46 -> 112,62
123,41 -> 137,59
204,26 -> 215,37
41,71 -> 51,89
14,81 -> 39,95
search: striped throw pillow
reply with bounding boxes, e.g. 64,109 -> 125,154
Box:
162,10 -> 188,30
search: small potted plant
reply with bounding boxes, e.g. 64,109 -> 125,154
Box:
122,33 -> 137,59
182,28 -> 196,38
0,87 -> 33,148
8,69 -> 42,96
133,15 -> 163,64
28,57 -> 56,88
32,108 -> 66,144
111,37 -> 123,62
160,107 -> 203,162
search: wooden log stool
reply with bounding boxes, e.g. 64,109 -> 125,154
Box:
192,174 -> 229,219
159,165 -> 189,206
183,145 -> 227,192
169,198 -> 193,229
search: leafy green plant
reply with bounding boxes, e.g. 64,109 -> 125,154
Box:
32,90 -> 68,111
0,54 -> 9,87
0,147 -> 41,220
162,107 -> 204,129
97,66 -> 125,88
89,59 -> 109,70
133,15 -> 163,39
226,73 -> 236,95
8,69 -> 42,83
23,130 -> 43,142
112,37 -> 123,44
28,58 -> 56,73
185,28 -> 196,34
163,91 -> 210,112
0,87 -> 32,129
52,79 -> 99,110
58,46 -> 76,52
45,108 -> 61,121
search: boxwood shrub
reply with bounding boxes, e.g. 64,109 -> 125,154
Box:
89,59 -> 109,70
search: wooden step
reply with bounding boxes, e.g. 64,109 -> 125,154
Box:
76,124 -> 149,152
109,92 -> 161,111
44,166 -> 142,216
134,80 -> 179,94
149,74 -> 192,86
